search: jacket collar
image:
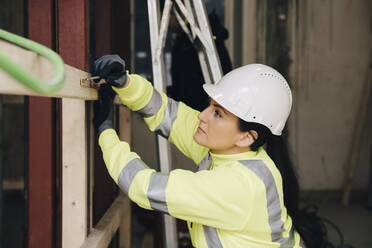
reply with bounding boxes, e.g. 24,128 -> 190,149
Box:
210,147 -> 264,165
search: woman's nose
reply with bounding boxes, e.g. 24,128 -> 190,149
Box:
198,106 -> 209,122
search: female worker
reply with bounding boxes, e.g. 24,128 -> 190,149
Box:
93,55 -> 305,247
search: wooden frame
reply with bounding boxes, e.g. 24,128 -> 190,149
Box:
61,98 -> 88,247
0,33 -> 129,248
0,39 -> 96,100
81,192 -> 128,248
57,1 -> 90,247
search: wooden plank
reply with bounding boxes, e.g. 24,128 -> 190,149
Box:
88,102 -> 95,233
28,96 -> 54,248
114,3 -> 132,244
0,39 -> 97,100
2,95 -> 24,104
118,106 -> 131,248
62,98 -> 88,248
58,1 -> 89,247
81,193 -> 128,248
91,0 -> 117,235
27,1 -> 55,247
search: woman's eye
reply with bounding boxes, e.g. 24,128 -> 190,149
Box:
214,110 -> 222,118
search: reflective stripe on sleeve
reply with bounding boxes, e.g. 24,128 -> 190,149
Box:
136,89 -> 162,117
117,158 -> 149,194
198,154 -> 212,171
240,160 -> 294,247
279,227 -> 295,248
147,172 -> 170,214
154,98 -> 179,139
203,225 -> 223,248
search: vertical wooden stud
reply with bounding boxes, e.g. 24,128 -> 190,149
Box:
27,0 -> 55,247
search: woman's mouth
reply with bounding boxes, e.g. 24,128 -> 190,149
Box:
197,126 -> 206,134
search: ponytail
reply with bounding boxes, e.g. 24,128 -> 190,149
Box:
237,120 -> 299,218
266,134 -> 299,224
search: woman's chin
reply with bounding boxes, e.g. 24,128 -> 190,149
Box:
193,133 -> 206,147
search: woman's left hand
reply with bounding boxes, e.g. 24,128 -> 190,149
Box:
93,84 -> 116,135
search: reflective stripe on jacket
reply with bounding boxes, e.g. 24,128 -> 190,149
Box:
99,74 -> 303,248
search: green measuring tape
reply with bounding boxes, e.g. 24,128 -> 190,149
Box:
0,28 -> 65,95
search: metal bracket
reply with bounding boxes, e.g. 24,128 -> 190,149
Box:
80,76 -> 106,90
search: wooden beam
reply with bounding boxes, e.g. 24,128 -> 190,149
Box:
0,39 -> 97,100
81,193 -> 128,248
62,98 -> 88,248
58,1 -> 89,247
28,96 -> 54,248
27,1 -> 54,247
91,0 -> 118,237
2,95 -> 24,104
118,106 -> 131,248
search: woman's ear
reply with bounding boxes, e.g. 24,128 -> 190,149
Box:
235,130 -> 258,148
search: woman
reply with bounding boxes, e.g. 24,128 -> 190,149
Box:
93,55 -> 305,247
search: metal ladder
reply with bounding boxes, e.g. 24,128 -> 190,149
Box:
147,0 -> 223,246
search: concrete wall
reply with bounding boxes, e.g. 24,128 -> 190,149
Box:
225,0 -> 371,190
287,0 -> 372,190
132,0 -> 372,191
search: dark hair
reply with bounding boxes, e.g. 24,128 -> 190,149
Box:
238,119 -> 320,247
238,121 -> 300,220
238,120 -> 271,152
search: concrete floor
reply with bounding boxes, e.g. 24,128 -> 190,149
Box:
134,199 -> 372,248
314,201 -> 372,248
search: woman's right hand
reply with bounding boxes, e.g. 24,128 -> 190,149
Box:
92,54 -> 128,88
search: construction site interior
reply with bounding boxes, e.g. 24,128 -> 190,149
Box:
0,0 -> 371,248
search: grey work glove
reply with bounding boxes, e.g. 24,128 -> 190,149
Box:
93,84 -> 115,135
93,54 -> 128,88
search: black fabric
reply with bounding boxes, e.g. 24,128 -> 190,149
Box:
169,11 -> 232,112
93,84 -> 115,135
93,54 -> 127,88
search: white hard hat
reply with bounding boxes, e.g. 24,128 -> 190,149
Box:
203,64 -> 292,135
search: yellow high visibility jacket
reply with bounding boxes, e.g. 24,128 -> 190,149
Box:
99,74 -> 304,248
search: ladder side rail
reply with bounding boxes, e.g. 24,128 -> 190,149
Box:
173,8 -> 193,42
156,1 -> 173,60
147,1 -> 178,247
174,0 -> 212,83
192,0 -> 223,83
184,0 -> 197,40
174,0 -> 209,49
185,0 -> 216,84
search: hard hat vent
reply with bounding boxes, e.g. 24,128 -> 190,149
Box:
259,72 -> 291,94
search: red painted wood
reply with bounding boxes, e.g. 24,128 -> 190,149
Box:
94,0 -> 112,57
27,1 -> 55,247
58,1 -> 88,70
92,0 -> 117,226
112,0 -> 131,66
92,0 -> 132,229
